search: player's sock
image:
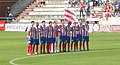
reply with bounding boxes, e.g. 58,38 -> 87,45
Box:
80,41 -> 82,51
75,42 -> 77,51
83,41 -> 85,51
47,44 -> 49,53
76,42 -> 78,51
71,42 -> 73,51
33,45 -> 35,54
49,44 -> 51,53
43,44 -> 45,53
59,42 -> 61,52
62,43 -> 64,52
62,42 -> 65,52
36,45 -> 38,53
40,44 -> 42,54
86,41 -> 89,51
65,43 -> 66,52
30,44 -> 33,55
27,44 -> 30,54
68,43 -> 70,52
53,43 -> 54,52
51,43 -> 53,53
74,43 -> 76,51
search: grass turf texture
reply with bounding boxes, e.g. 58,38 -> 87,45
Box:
0,31 -> 120,65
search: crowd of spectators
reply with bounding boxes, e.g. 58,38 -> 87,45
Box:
68,0 -> 120,19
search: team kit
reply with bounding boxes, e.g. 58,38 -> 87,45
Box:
27,19 -> 89,55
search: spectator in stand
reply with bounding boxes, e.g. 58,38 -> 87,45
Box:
78,1 -> 85,18
118,0 -> 120,16
69,0 -> 79,7
90,11 -> 97,18
36,0 -> 45,7
85,3 -> 90,17
6,6 -> 11,17
105,5 -> 110,17
41,0 -> 45,7
98,0 -> 102,6
119,0 -> 120,14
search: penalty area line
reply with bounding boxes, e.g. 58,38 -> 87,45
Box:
9,49 -> 120,65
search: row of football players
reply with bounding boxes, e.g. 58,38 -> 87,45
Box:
26,19 -> 89,55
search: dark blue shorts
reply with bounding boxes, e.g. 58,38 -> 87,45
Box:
52,38 -> 55,43
77,34 -> 82,41
47,38 -> 53,44
33,39 -> 39,45
66,36 -> 70,43
40,37 -> 46,44
27,38 -> 33,44
83,36 -> 89,41
72,37 -> 77,42
60,36 -> 66,42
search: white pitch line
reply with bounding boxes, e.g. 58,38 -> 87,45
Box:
9,49 -> 120,65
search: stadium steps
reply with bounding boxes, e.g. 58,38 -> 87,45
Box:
10,0 -> 35,17
15,1 -> 39,22
15,0 -> 72,22
15,0 -> 103,23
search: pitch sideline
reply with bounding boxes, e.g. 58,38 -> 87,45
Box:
9,49 -> 120,65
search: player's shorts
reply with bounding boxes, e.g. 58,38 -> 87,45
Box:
40,37 -> 46,44
72,37 -> 77,42
47,38 -> 53,44
55,36 -> 59,43
83,36 -> 89,41
27,38 -> 33,44
33,39 -> 39,45
77,34 -> 82,41
52,38 -> 55,43
66,36 -> 70,43
60,36 -> 66,42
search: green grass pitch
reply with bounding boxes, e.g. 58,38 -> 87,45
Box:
0,31 -> 120,65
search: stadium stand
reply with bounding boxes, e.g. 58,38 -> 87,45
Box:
14,0 -> 106,23
1,0 -> 119,23
15,0 -> 77,23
